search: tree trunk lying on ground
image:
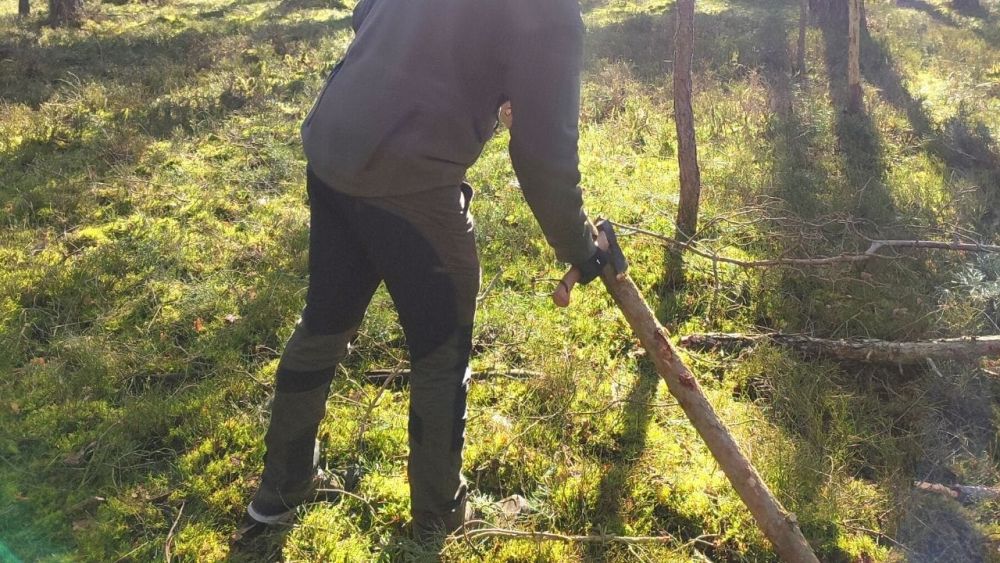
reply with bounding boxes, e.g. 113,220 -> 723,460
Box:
679,332 -> 1000,365
599,270 -> 819,561
915,481 -> 1000,504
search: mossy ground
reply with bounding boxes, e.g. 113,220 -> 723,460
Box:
2,0 -> 1000,560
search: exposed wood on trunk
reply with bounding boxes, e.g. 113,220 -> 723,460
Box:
680,332 -> 1000,365
612,221 -> 1000,268
915,481 -> 1000,504
669,0 -> 702,287
599,269 -> 819,561
847,0 -> 863,112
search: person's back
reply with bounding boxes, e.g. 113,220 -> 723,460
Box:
303,0 -> 503,195
303,0 -> 592,266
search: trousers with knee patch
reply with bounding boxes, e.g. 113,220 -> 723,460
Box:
250,167 -> 479,526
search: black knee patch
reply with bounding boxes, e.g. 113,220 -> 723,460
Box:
275,367 -> 334,393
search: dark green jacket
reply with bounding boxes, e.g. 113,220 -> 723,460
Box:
301,0 -> 595,265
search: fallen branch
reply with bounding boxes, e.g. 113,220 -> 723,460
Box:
459,527 -> 680,545
611,221 -> 1000,268
164,501 -> 184,563
597,245 -> 819,561
914,481 -> 1000,504
680,332 -> 1000,365
363,368 -> 541,386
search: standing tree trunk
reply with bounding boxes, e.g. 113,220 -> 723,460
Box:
19,0 -> 30,16
796,0 -> 808,75
952,0 -> 983,14
846,0 -> 863,112
668,0 -> 702,288
49,0 -> 83,25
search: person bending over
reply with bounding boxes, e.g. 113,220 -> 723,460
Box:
237,0 -> 609,544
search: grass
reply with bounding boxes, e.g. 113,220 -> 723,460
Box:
2,0 -> 1000,560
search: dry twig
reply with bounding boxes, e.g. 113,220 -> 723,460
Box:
610,221 -> 1000,268
459,527 -> 679,545
363,368 -> 542,386
164,501 -> 185,563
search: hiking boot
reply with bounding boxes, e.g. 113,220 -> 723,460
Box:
412,499 -> 476,544
230,468 -> 344,544
411,483 -> 477,544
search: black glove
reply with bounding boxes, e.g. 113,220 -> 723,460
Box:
575,246 -> 611,285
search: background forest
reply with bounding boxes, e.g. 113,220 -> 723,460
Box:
2,0 -> 1000,560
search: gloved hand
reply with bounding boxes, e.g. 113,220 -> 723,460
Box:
552,229 -> 610,308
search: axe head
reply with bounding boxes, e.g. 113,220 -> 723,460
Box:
596,219 -> 628,278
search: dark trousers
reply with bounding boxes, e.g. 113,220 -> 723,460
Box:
250,168 -> 479,529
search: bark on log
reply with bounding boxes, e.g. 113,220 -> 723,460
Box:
680,332 -> 1000,365
847,0 -> 863,112
599,270 -> 818,561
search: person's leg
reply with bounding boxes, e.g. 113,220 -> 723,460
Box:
248,169 -> 381,521
353,183 -> 480,536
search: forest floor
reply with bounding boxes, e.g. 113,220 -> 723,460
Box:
2,0 -> 1000,560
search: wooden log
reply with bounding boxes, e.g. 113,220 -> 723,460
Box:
914,481 -> 1000,504
599,270 -> 819,561
680,332 -> 1000,365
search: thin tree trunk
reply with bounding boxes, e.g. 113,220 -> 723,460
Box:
952,0 -> 983,14
48,0 -> 82,25
19,0 -> 30,16
669,0 -> 702,287
680,332 -> 1000,365
797,0 -> 808,75
847,0 -> 863,112
599,268 -> 819,562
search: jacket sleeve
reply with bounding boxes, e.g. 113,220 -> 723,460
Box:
504,0 -> 595,266
352,0 -> 376,32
